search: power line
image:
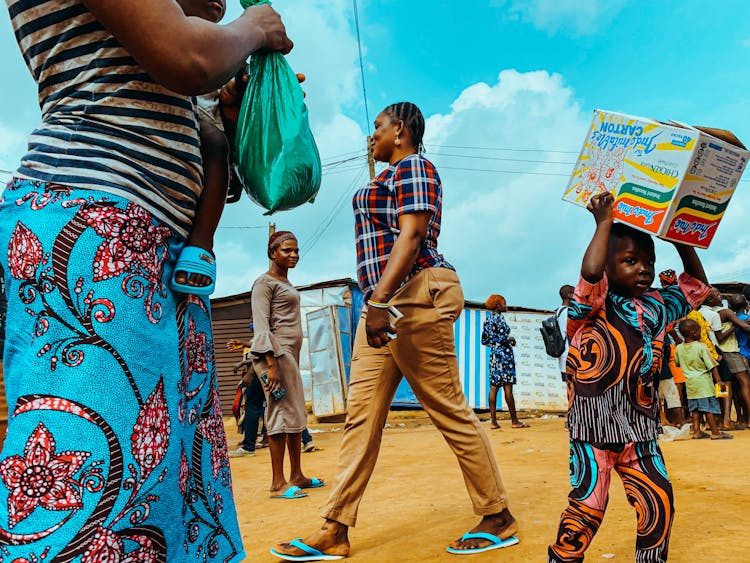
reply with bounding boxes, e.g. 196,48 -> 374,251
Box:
302,169 -> 364,255
352,0 -> 371,135
321,149 -> 367,164
322,154 -> 367,168
438,165 -> 570,177
322,164 -> 370,176
426,143 -> 580,154
301,166 -> 368,258
429,151 -> 576,165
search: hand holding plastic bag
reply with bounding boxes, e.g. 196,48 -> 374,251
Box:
234,0 -> 322,214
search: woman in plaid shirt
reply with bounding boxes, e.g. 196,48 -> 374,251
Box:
272,103 -> 519,560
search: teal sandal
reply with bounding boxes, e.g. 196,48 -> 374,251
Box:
170,246 -> 216,296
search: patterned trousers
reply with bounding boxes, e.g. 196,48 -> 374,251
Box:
548,440 -> 674,563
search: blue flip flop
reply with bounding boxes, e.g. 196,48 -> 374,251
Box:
270,485 -> 307,499
445,532 -> 519,555
300,478 -> 325,489
170,245 -> 216,295
270,538 -> 345,561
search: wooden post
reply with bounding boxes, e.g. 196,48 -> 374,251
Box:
268,222 -> 276,269
367,135 -> 375,180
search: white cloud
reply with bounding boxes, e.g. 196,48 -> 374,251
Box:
492,0 -> 628,35
423,69 -> 593,306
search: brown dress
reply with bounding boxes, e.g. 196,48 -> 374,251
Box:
250,273 -> 306,435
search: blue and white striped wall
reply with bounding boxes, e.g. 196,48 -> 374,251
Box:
394,307 -> 567,411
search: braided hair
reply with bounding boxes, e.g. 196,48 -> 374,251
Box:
383,102 -> 425,154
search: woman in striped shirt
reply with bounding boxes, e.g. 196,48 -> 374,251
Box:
0,1 -> 291,561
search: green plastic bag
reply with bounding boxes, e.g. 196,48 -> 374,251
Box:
234,0 -> 322,214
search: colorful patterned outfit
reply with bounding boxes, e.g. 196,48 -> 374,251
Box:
549,272 -> 709,563
352,154 -> 453,298
481,312 -> 517,386
1,1 -> 243,560
0,181 -> 243,561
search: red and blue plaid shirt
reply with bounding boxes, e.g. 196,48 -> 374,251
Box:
353,154 -> 453,297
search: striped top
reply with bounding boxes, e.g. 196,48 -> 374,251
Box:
7,0 -> 203,238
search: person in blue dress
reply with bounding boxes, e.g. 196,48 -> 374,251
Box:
482,294 -> 529,429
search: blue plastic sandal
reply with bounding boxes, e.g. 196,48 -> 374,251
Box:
269,485 -> 308,499
170,245 -> 216,296
445,532 -> 519,555
270,538 -> 344,561
300,477 -> 325,489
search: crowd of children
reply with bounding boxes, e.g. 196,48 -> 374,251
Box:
658,273 -> 750,439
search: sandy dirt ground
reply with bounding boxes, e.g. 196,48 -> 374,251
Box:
226,413 -> 749,562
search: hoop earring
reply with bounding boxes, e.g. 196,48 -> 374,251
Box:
394,135 -> 401,146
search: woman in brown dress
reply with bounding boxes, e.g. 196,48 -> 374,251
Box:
251,231 -> 324,498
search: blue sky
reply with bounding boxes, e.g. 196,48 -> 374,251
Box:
2,0 -> 750,309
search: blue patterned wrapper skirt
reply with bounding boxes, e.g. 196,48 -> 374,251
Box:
0,179 -> 244,562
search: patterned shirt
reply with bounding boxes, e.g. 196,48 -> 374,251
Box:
8,0 -> 203,238
352,154 -> 453,297
566,272 -> 709,445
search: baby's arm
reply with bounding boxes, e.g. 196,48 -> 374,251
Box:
187,117 -> 230,251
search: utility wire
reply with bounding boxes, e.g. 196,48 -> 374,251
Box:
438,165 -> 570,177
321,149 -> 366,163
301,166 -> 368,257
322,164 -> 370,176
322,154 -> 367,168
429,151 -> 576,165
426,143 -> 580,154
352,0 -> 371,135
302,167 -> 365,255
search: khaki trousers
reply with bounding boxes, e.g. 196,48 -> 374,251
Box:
321,268 -> 509,527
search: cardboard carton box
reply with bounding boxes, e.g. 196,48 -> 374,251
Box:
563,109 -> 749,248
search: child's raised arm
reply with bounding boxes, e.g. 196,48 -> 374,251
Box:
581,192 -> 614,283
672,243 -> 708,285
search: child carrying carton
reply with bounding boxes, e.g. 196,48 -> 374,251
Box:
564,110 -> 749,248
